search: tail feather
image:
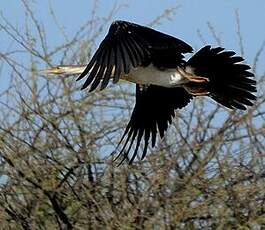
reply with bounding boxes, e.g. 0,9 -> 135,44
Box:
187,45 -> 256,110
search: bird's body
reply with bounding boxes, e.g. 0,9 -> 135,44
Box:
123,64 -> 188,87
43,20 -> 256,164
44,64 -> 192,87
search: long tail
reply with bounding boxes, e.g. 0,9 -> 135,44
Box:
187,45 -> 256,110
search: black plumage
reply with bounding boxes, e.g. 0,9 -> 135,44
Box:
77,20 -> 256,164
114,85 -> 192,164
187,46 -> 256,110
77,20 -> 192,90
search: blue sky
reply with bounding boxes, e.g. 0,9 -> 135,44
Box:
0,1 -> 263,165
1,0 -> 265,83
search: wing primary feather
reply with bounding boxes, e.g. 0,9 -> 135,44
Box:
126,35 -> 144,61
116,118 -> 133,149
113,123 -> 133,161
119,39 -> 131,74
141,129 -> 150,160
231,100 -> 247,110
151,123 -> 157,148
77,47 -> 102,81
89,49 -> 109,91
100,47 -> 115,90
158,119 -> 168,139
116,155 -> 128,167
121,128 -> 134,153
77,65 -> 91,82
122,38 -> 138,67
81,50 -> 104,90
113,44 -> 123,83
114,127 -> 134,163
129,128 -> 144,164
124,129 -> 138,162
130,34 -> 149,61
125,37 -> 140,66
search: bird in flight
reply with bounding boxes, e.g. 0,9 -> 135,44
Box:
43,20 -> 256,164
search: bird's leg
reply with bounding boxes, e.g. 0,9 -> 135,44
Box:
177,67 -> 210,96
177,67 -> 209,83
183,85 -> 210,96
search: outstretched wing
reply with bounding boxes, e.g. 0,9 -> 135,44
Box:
114,85 -> 193,164
78,20 -> 192,91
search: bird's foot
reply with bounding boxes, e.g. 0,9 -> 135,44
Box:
186,75 -> 209,83
176,67 -> 209,83
183,85 -> 209,96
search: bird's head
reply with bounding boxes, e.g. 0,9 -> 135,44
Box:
40,65 -> 86,75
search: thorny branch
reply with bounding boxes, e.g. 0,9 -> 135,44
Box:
0,1 -> 264,229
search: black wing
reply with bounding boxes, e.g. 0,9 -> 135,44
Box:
113,85 -> 193,164
77,20 -> 192,91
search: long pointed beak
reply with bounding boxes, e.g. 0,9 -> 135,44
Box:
39,65 -> 87,75
39,66 -> 65,75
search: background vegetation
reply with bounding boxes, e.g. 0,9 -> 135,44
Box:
0,1 -> 264,229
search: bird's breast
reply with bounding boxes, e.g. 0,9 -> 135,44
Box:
123,64 -> 188,87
